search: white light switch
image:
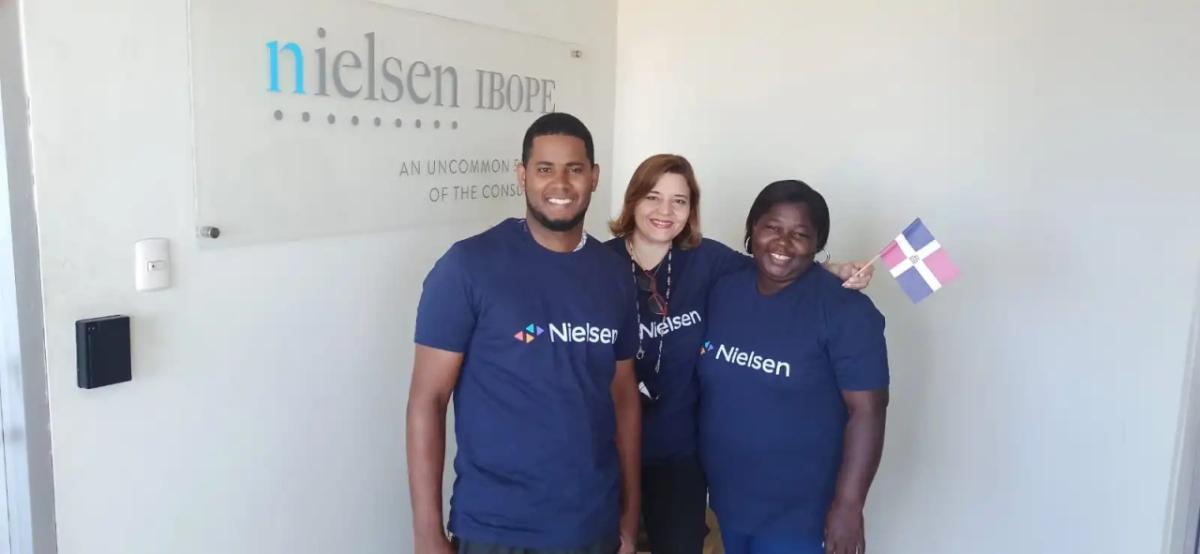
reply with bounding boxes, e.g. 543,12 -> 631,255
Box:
135,238 -> 170,291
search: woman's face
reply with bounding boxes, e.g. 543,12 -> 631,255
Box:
633,173 -> 691,245
751,202 -> 819,293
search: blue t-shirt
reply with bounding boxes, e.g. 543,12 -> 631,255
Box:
603,238 -> 747,464
415,218 -> 638,549
698,265 -> 889,540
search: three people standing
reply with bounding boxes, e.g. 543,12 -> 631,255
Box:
407,113 -> 889,554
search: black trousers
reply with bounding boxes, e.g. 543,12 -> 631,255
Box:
641,454 -> 708,554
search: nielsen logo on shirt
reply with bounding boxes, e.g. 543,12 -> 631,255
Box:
513,323 -> 545,343
547,322 -> 619,345
640,310 -> 702,340
708,342 -> 791,377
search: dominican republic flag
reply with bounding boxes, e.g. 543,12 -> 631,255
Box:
880,218 -> 960,303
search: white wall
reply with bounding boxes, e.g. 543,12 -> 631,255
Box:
19,0 -> 1200,551
18,1 -> 616,552
1,2 -> 58,552
614,1 -> 1200,553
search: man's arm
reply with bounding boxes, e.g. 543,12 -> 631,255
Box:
407,345 -> 464,554
611,358 -> 641,554
825,389 -> 889,554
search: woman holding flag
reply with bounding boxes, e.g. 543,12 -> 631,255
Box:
698,180 -> 890,554
603,156 -> 874,553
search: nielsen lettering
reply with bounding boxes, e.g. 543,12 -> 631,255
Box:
548,322 -> 619,345
639,310 -> 702,340
266,28 -> 557,112
714,344 -> 791,377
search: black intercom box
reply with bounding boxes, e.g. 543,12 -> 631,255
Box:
76,315 -> 131,389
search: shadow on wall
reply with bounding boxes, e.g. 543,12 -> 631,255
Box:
1194,271 -> 1200,554
1193,272 -> 1200,553
1177,262 -> 1200,554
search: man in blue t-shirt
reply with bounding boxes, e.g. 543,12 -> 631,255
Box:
407,113 -> 641,554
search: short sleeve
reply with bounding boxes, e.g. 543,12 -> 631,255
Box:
414,245 -> 477,353
827,292 -> 890,391
614,280 -> 638,361
707,239 -> 754,281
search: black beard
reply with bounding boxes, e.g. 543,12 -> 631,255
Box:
526,198 -> 589,232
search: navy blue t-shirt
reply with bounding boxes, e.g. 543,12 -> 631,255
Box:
415,218 -> 638,549
603,238 -> 747,464
698,265 -> 889,540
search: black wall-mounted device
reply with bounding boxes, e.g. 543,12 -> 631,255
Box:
76,315 -> 131,389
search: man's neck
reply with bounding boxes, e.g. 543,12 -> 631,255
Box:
627,232 -> 671,270
525,215 -> 584,253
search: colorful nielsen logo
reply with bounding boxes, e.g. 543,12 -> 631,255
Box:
514,323 -> 545,344
699,341 -> 713,355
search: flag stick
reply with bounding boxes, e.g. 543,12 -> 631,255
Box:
846,251 -> 883,282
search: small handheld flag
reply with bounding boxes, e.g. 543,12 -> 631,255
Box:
876,218 -> 959,303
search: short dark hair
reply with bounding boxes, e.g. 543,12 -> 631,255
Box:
521,112 -> 595,165
743,180 -> 830,254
